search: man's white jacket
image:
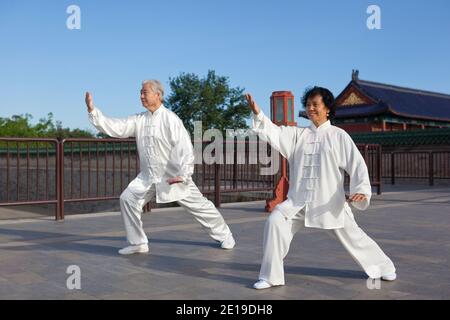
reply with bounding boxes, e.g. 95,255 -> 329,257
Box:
253,111 -> 372,229
88,104 -> 194,203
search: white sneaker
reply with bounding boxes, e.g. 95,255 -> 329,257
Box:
118,244 -> 149,255
253,280 -> 272,290
220,233 -> 236,250
381,273 -> 397,281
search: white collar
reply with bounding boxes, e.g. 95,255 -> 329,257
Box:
148,104 -> 165,116
309,120 -> 331,133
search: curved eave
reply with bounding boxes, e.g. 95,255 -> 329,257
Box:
354,80 -> 450,122
385,104 -> 450,122
300,103 -> 450,123
334,103 -> 389,119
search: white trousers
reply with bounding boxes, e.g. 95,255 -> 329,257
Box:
259,207 -> 396,285
119,181 -> 232,245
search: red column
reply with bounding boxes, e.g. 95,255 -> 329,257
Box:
265,91 -> 296,212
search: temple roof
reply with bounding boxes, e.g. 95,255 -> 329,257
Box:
341,79 -> 450,121
299,72 -> 450,122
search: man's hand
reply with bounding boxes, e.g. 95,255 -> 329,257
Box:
245,93 -> 260,115
85,92 -> 94,113
167,176 -> 184,185
346,193 -> 367,202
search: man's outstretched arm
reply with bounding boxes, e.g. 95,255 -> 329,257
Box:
86,92 -> 136,138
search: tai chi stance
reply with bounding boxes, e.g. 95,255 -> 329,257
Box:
85,80 -> 235,255
246,87 -> 396,289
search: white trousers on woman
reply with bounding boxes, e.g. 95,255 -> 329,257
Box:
259,207 -> 396,285
119,181 -> 232,246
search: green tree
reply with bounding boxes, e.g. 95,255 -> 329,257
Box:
0,113 -> 95,139
0,114 -> 37,137
165,70 -> 251,135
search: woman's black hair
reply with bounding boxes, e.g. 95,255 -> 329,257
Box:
300,86 -> 336,122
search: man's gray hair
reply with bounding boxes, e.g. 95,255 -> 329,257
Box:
142,79 -> 164,99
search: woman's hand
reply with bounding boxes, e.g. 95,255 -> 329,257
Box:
347,193 -> 367,202
167,176 -> 184,185
245,93 -> 260,115
85,92 -> 94,113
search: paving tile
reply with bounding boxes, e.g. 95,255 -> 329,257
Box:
0,186 -> 449,299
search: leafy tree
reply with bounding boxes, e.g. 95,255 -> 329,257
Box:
0,113 -> 95,139
0,114 -> 37,137
165,70 -> 251,135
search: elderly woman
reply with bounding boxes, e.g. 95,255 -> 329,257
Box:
246,87 -> 396,290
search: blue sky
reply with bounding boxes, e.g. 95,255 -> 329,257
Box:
1,0 -> 449,132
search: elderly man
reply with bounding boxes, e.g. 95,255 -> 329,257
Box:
246,87 -> 396,290
85,80 -> 235,255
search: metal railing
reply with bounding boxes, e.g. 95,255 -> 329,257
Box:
0,138 -> 61,218
359,144 -> 382,194
59,138 -> 143,220
1,137 -> 382,220
383,151 -> 450,185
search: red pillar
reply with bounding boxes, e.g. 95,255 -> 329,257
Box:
265,91 -> 296,213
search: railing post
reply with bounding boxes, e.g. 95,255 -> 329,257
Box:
429,152 -> 434,186
60,138 -> 65,220
377,145 -> 382,195
233,139 -> 237,189
56,138 -> 64,220
56,138 -> 60,220
214,162 -> 221,208
391,152 -> 395,185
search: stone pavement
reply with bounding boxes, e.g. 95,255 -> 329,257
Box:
0,185 -> 449,300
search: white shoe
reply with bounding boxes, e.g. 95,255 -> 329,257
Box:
381,273 -> 397,281
220,233 -> 236,250
118,244 -> 149,255
253,280 -> 272,290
